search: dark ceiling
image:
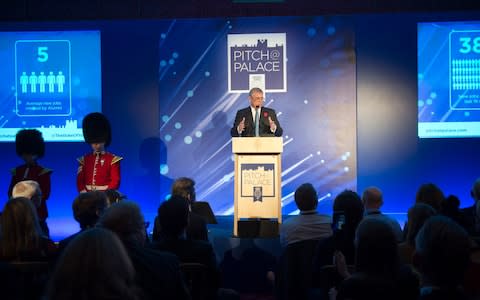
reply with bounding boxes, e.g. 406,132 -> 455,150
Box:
1,0 -> 480,21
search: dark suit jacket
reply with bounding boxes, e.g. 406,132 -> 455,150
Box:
150,237 -> 220,299
187,212 -> 209,241
152,212 -> 208,242
125,241 -> 190,300
230,106 -> 283,137
460,205 -> 478,235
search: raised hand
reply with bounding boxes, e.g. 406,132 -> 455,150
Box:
237,117 -> 246,134
268,116 -> 277,132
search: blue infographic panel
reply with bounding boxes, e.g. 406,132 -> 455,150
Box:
158,17 -> 357,215
0,31 -> 101,141
15,40 -> 71,116
418,22 -> 480,138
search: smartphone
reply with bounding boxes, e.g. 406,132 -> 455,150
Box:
332,212 -> 345,232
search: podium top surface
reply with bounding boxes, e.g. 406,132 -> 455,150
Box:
232,137 -> 283,154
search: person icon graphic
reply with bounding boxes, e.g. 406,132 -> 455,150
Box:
56,71 -> 65,93
38,72 -> 47,93
20,72 -> 28,93
47,71 -> 55,93
29,72 -> 38,93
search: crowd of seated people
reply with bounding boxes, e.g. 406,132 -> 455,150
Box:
2,177 -> 480,300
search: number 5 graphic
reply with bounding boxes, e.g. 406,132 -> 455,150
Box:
37,46 -> 48,62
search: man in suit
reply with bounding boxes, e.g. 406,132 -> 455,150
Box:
152,177 -> 209,241
230,87 -> 283,137
461,177 -> 480,236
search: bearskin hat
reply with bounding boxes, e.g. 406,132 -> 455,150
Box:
82,112 -> 111,147
15,129 -> 45,158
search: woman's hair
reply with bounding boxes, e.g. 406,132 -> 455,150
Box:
405,203 -> 436,246
333,190 -> 364,235
415,183 -> 444,212
0,197 -> 44,259
46,227 -> 140,300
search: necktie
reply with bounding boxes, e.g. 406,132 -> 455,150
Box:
255,108 -> 260,137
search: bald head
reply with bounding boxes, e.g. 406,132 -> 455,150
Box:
12,180 -> 40,199
12,180 -> 42,208
362,187 -> 383,210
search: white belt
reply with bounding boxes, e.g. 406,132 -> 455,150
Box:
86,185 -> 108,191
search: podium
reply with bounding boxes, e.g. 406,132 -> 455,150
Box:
232,137 -> 283,237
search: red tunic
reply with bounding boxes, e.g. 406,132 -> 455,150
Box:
8,164 -> 52,220
76,151 -> 122,192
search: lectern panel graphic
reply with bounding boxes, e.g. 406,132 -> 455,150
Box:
232,137 -> 283,236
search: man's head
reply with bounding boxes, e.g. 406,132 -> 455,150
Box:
171,177 -> 196,203
414,215 -> 471,287
12,180 -> 42,208
471,178 -> 480,202
72,191 -> 108,230
361,186 -> 383,210
104,189 -> 123,206
248,87 -> 264,109
158,195 -> 190,238
98,201 -> 146,245
294,183 -> 318,212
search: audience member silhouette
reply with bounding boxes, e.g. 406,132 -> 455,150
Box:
313,190 -> 364,270
11,180 -> 42,208
441,194 -> 470,231
402,183 -> 445,240
0,197 -> 56,261
415,183 -> 444,212
11,180 -> 49,236
414,215 -> 472,300
221,238 -> 276,298
361,186 -> 403,241
46,227 -> 141,300
151,195 -> 220,299
334,218 -> 419,300
153,177 -> 208,241
398,203 -> 436,265
280,183 -> 332,247
104,188 -> 124,206
58,191 -> 108,252
311,190 -> 364,298
98,201 -> 190,300
461,177 -> 480,236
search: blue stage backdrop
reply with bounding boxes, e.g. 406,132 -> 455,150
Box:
0,12 -> 480,241
157,17 -> 357,216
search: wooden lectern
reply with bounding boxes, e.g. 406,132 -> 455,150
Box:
232,137 -> 283,236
